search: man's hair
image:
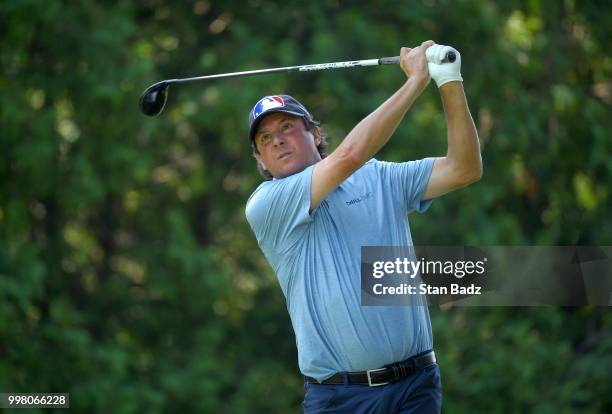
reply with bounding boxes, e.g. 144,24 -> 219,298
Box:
251,117 -> 329,180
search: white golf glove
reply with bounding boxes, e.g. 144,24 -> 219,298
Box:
426,44 -> 463,88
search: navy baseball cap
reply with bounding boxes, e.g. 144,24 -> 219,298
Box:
248,95 -> 312,144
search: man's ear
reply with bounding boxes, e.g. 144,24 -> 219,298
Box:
254,152 -> 267,171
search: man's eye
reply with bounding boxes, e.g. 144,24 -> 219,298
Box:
260,134 -> 271,144
282,122 -> 293,131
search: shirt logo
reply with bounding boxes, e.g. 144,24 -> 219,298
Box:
252,96 -> 285,119
345,191 -> 373,206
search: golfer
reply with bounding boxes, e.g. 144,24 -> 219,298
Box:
245,40 -> 481,413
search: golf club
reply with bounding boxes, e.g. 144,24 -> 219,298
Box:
139,52 -> 456,116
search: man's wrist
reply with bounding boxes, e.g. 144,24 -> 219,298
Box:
439,81 -> 465,99
407,74 -> 430,91
435,76 -> 463,88
439,80 -> 463,91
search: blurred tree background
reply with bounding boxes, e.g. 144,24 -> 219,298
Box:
1,0 -> 611,412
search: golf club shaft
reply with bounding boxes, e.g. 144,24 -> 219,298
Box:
167,57 -> 401,85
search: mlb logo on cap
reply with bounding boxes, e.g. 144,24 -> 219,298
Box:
251,96 -> 285,119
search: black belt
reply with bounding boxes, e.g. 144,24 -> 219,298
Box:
305,350 -> 436,387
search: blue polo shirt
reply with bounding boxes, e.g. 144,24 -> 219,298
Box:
245,158 -> 436,382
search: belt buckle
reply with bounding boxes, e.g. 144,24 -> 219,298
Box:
366,367 -> 389,387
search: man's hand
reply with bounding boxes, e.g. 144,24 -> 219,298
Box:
426,44 -> 463,88
400,40 -> 434,91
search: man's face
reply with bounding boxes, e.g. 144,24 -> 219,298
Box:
253,113 -> 321,179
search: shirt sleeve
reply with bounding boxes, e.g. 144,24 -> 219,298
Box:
375,158 -> 436,214
245,165 -> 314,255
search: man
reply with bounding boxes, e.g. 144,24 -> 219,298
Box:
245,41 -> 482,413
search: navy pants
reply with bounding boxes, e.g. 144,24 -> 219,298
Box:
302,364 -> 441,413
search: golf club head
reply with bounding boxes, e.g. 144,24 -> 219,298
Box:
139,81 -> 170,116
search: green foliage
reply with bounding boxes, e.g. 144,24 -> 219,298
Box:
1,1 -> 610,412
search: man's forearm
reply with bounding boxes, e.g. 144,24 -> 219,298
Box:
337,76 -> 428,163
440,82 -> 482,180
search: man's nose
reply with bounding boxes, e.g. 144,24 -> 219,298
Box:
272,132 -> 285,145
